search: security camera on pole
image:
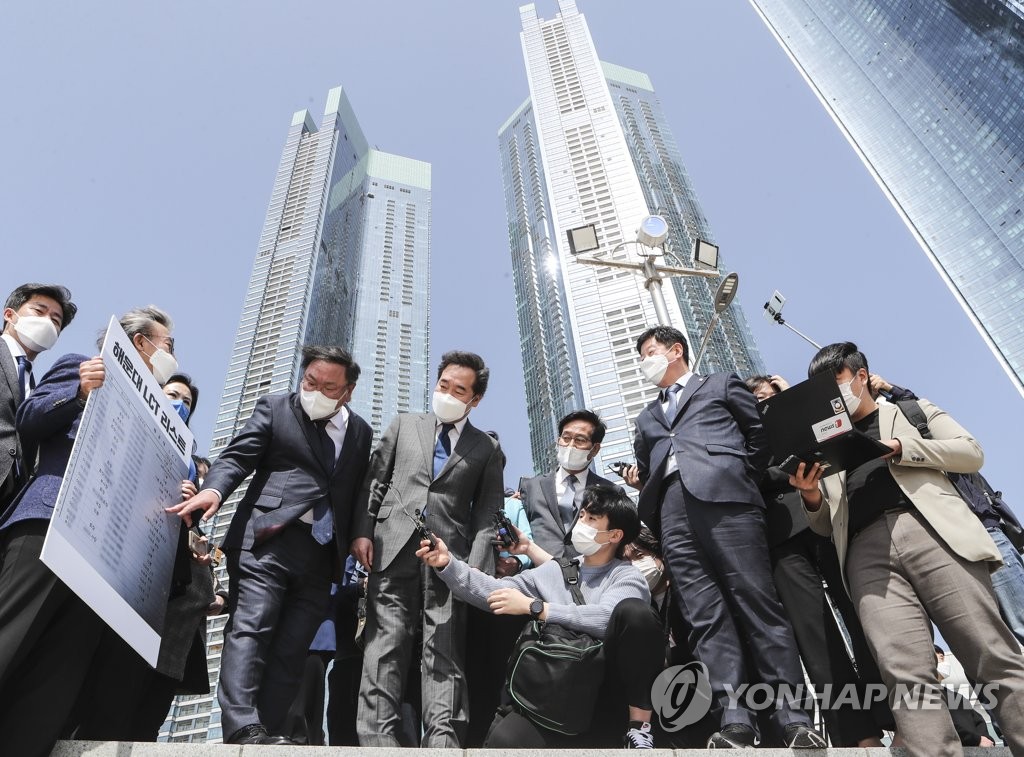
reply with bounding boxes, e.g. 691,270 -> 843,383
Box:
566,215 -> 726,326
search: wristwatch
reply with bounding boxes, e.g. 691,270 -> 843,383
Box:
529,598 -> 544,620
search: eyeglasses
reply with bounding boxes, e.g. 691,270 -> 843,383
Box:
558,433 -> 593,448
144,333 -> 175,355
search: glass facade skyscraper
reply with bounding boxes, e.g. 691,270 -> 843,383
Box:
159,86 -> 431,743
750,0 -> 1024,398
500,0 -> 764,475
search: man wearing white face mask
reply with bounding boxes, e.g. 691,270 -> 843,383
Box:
519,410 -> 620,558
795,342 -> 1024,757
631,325 -> 824,750
0,283 -> 77,511
172,345 -> 372,745
351,350 -> 504,748
0,304 -> 183,757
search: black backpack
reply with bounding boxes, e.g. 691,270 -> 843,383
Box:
894,400 -> 1023,552
504,557 -> 606,735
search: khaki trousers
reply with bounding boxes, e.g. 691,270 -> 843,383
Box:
848,509 -> 1024,757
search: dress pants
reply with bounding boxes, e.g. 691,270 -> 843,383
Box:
658,473 -> 810,737
218,522 -> 332,739
0,520 -> 105,757
358,533 -> 468,748
848,510 -> 1024,757
770,527 -> 893,744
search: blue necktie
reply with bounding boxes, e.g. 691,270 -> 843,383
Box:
433,423 -> 454,479
15,356 -> 32,405
312,421 -> 336,545
665,382 -> 684,421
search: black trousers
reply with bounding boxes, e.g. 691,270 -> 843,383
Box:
658,473 -> 809,737
770,527 -> 894,745
0,520 -> 105,757
484,597 -> 664,748
218,522 -> 333,739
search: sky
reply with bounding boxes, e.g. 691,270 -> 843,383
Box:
2,1 -> 1022,513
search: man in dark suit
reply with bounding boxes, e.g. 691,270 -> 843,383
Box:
0,305 -> 172,757
518,409 -> 618,558
350,350 -> 504,748
173,345 -> 371,746
630,325 -> 823,750
0,283 -> 77,510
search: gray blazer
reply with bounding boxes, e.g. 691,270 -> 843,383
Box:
353,412 -> 505,573
518,468 -> 619,557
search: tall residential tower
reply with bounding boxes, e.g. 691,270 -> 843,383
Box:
159,86 -> 431,743
751,0 -> 1024,398
500,0 -> 764,474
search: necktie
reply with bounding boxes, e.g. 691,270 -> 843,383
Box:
312,420 -> 336,545
560,473 -> 579,528
15,356 -> 32,405
433,423 -> 454,479
665,382 -> 684,421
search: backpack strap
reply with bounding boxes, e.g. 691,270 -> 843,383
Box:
895,399 -> 931,439
557,556 -> 586,606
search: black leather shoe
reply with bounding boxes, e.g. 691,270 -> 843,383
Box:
783,723 -> 828,748
224,725 -> 272,741
707,723 -> 757,748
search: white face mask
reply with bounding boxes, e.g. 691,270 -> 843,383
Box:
640,352 -> 670,385
936,660 -> 952,680
301,388 -> 341,421
432,390 -> 470,423
12,314 -> 59,353
839,375 -> 864,415
633,555 -> 664,592
556,444 -> 592,473
149,347 -> 178,385
571,521 -> 609,557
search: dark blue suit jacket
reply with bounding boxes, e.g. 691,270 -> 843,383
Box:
633,372 -> 770,527
0,353 -> 87,530
205,392 -> 372,560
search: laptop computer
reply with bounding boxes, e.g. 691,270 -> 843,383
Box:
756,372 -> 891,475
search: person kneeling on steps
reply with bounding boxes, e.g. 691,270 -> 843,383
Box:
417,485 -> 664,749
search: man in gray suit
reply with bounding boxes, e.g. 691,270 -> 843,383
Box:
351,350 -> 504,748
173,345 -> 372,745
518,409 -> 617,558
0,283 -> 76,509
631,325 -> 823,750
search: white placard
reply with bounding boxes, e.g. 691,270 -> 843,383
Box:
41,316 -> 195,666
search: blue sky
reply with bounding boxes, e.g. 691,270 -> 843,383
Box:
3,1 -> 1021,510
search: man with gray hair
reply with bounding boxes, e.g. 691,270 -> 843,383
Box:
0,305 -> 178,757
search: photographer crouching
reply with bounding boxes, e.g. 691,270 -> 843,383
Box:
417,485 -> 664,749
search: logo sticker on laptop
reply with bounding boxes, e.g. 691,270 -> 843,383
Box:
831,397 -> 845,414
813,411 -> 851,443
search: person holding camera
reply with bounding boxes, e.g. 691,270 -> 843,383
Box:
418,485 -> 664,749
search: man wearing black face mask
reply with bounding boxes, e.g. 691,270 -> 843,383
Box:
172,345 -> 372,746
519,410 -> 619,559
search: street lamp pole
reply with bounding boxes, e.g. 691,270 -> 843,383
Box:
566,216 -> 721,327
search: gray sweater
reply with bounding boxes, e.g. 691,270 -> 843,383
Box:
438,556 -> 649,640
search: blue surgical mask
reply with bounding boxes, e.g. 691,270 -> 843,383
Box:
171,399 -> 191,423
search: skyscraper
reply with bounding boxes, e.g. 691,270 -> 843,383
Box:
500,0 -> 764,474
750,0 -> 1024,398
159,86 -> 431,743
